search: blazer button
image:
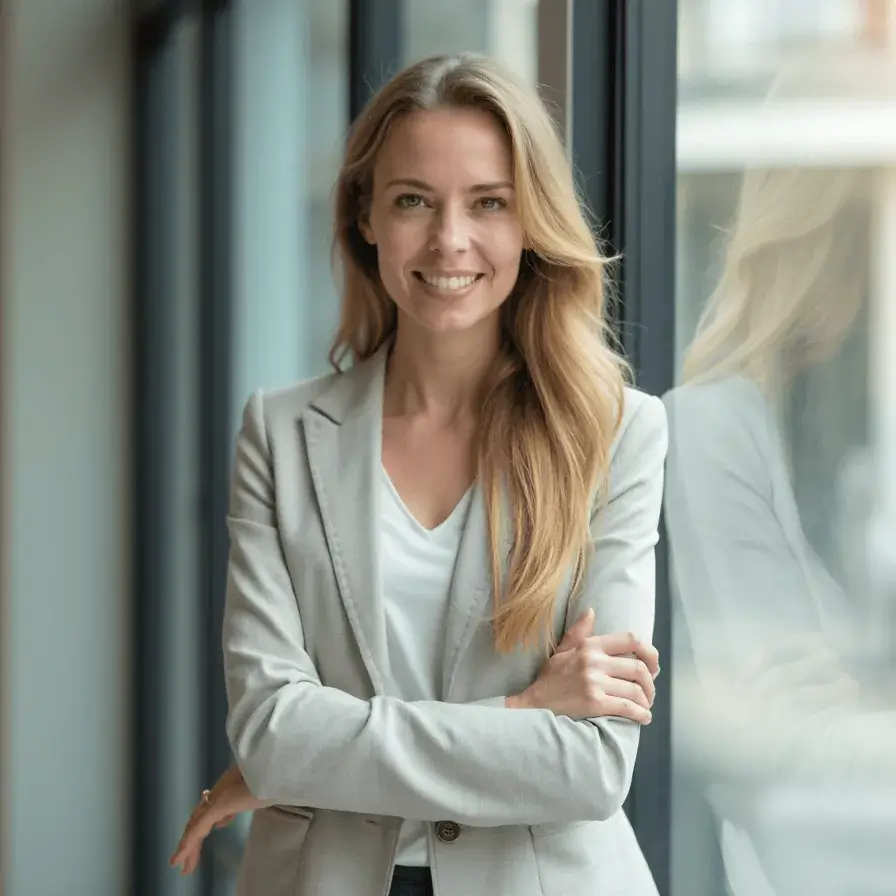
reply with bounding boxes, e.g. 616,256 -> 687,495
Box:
435,820 -> 461,843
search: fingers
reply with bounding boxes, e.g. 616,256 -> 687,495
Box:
181,843 -> 202,876
789,675 -> 861,713
170,803 -> 217,870
589,693 -> 653,725
750,645 -> 843,697
558,619 -> 661,683
171,809 -> 238,874
760,632 -> 833,664
557,608 -> 595,652
600,655 -> 655,707
589,631 -> 660,678
637,642 -> 661,679
599,673 -> 652,712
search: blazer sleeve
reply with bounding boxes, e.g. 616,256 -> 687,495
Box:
662,384 -> 828,674
223,390 -> 667,827
661,385 -> 896,781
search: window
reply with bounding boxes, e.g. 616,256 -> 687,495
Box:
670,3 -> 896,894
403,0 -> 539,85
231,0 -> 349,421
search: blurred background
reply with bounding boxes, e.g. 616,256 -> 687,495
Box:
1,0 -> 894,894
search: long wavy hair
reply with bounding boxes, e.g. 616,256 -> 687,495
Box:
681,166 -> 869,391
330,54 -> 629,654
682,49 -> 891,391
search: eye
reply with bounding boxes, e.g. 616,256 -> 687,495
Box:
477,196 -> 508,211
395,193 -> 426,209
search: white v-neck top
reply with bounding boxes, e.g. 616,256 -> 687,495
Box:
380,466 -> 472,867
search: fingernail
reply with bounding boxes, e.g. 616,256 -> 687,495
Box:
652,667 -> 661,680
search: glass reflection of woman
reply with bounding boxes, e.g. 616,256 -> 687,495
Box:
668,164 -> 871,663
665,61 -> 896,892
169,53 -> 667,896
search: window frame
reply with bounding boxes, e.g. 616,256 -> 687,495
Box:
132,2 -> 236,894
571,2 -> 678,891
349,0 -> 402,118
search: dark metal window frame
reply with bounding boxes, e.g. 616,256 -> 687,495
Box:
132,2 -> 235,894
197,3 -> 237,895
0,0 -> 8,886
132,10 -> 189,895
572,2 -> 678,892
348,0 -> 402,119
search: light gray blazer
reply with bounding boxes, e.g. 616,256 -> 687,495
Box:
663,376 -> 855,676
223,345 -> 667,896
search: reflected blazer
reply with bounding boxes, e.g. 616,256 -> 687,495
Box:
223,344 -> 667,896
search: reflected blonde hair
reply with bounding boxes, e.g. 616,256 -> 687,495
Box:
682,166 -> 869,389
330,54 -> 629,654
683,49 -> 892,389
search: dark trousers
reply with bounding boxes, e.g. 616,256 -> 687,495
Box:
389,865 -> 434,896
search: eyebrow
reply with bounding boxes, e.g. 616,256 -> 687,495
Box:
385,177 -> 514,192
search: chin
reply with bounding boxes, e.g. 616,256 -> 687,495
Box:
414,305 -> 497,336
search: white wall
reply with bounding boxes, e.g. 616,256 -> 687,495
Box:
1,1 -> 132,893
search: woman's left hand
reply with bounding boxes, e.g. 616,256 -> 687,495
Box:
170,764 -> 272,875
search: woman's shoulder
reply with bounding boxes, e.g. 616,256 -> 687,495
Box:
618,386 -> 667,446
262,371 -> 340,411
611,386 -> 668,469
662,375 -> 774,453
663,374 -> 766,418
242,370 -> 342,434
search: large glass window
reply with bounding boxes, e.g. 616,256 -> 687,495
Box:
670,3 -> 896,894
403,0 -> 539,84
231,0 -> 348,430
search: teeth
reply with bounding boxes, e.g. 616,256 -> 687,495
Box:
420,273 -> 478,290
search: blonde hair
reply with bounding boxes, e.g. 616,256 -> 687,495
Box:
330,54 -> 629,654
681,166 -> 869,389
683,48 -> 891,389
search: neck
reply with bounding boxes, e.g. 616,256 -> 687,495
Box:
384,318 -> 501,422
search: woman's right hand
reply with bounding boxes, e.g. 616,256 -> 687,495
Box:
508,609 -> 658,723
170,764 -> 272,875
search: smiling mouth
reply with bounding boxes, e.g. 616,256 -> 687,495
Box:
414,272 -> 484,291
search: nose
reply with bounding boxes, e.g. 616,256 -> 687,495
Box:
429,204 -> 470,255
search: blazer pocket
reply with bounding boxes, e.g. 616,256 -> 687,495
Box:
236,806 -> 313,896
271,804 -> 315,821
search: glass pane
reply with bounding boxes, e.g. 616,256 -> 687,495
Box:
671,3 -> 896,895
402,0 -> 540,86
231,0 -> 348,434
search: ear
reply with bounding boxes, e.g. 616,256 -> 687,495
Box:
358,215 -> 376,246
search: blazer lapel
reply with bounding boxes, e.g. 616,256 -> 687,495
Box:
441,486 -> 513,697
303,346 -> 391,697
303,341 -> 514,701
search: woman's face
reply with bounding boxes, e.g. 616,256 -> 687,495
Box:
360,107 -> 524,338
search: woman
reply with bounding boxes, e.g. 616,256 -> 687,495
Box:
171,53 -> 666,896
